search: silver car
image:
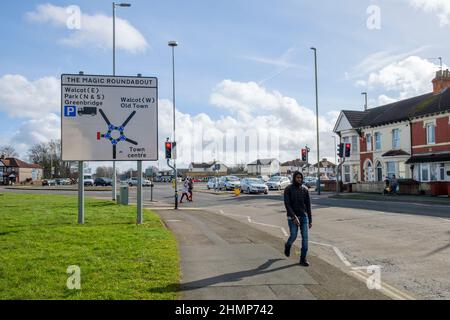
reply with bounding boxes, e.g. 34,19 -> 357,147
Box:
207,177 -> 219,190
218,176 -> 241,191
240,178 -> 268,194
266,176 -> 290,190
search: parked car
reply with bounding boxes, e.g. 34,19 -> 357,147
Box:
240,178 -> 268,194
207,177 -> 219,190
266,176 -> 290,190
303,176 -> 317,188
42,179 -> 57,186
127,178 -> 153,187
94,177 -> 112,186
83,174 -> 94,186
218,176 -> 241,191
257,175 -> 269,183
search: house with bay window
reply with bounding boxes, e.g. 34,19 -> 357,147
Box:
334,69 -> 450,195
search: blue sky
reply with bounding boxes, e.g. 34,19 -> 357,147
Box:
1,0 -> 449,170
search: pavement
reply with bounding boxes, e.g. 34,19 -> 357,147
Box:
155,208 -> 387,300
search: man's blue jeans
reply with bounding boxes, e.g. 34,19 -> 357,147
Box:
286,215 -> 309,261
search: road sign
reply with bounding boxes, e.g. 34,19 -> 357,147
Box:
61,74 -> 158,161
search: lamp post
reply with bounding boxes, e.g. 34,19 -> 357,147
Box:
168,40 -> 178,209
112,2 -> 131,201
310,47 -> 320,195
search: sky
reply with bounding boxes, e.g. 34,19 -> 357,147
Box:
1,0 -> 450,172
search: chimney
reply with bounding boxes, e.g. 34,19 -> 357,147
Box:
432,69 -> 450,93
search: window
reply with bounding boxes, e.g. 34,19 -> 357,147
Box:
375,132 -> 381,150
344,165 -> 350,183
421,164 -> 429,182
375,162 -> 383,182
440,163 -> 445,181
430,163 -> 438,181
386,162 -> 396,179
366,133 -> 372,151
392,129 -> 400,149
426,123 -> 435,144
351,136 -> 358,153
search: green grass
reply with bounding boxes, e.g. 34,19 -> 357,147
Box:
0,193 -> 179,300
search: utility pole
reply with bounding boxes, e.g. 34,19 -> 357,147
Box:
311,47 -> 320,195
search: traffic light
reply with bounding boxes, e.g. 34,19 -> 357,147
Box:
345,143 -> 351,157
301,149 -> 307,161
337,143 -> 344,158
165,141 -> 172,159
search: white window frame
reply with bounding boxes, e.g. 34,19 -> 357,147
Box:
375,132 -> 381,151
386,161 -> 396,179
439,163 -> 445,181
426,123 -> 436,145
420,163 -> 430,182
351,136 -> 358,153
392,129 -> 400,149
366,133 -> 372,151
344,165 -> 350,183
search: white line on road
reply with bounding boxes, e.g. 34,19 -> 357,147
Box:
438,218 -> 450,223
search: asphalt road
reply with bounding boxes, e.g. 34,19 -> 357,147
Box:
3,183 -> 449,299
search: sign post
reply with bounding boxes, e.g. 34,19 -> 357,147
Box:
61,74 -> 158,224
78,161 -> 84,224
137,160 -> 143,224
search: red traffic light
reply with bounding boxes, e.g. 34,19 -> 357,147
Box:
165,141 -> 172,159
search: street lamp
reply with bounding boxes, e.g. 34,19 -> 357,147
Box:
310,47 -> 320,195
112,2 -> 131,201
168,40 -> 178,209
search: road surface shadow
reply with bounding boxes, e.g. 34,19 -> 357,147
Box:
148,258 -> 299,294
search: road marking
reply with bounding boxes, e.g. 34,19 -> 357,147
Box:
166,219 -> 182,222
310,241 -> 352,267
218,209 -> 288,237
438,218 -> 450,223
217,209 -> 415,300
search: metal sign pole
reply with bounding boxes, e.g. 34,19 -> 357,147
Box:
78,161 -> 84,224
137,160 -> 143,224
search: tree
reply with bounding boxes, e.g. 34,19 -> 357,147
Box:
0,145 -> 18,158
27,140 -> 71,179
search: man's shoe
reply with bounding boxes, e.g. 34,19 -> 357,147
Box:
299,259 -> 310,267
284,244 -> 291,257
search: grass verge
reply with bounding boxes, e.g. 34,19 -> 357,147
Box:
0,193 -> 179,300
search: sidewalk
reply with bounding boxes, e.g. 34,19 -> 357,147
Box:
332,192 -> 450,206
154,208 -> 388,300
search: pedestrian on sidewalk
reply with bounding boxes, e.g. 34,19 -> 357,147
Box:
180,178 -> 190,203
188,177 -> 194,202
283,171 -> 312,267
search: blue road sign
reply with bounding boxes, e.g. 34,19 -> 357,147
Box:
64,106 -> 77,117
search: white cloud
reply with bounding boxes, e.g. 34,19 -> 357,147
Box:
10,113 -> 61,157
356,56 -> 441,102
26,3 -> 148,53
0,74 -> 60,118
409,0 -> 450,26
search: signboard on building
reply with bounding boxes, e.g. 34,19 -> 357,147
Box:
61,74 -> 158,161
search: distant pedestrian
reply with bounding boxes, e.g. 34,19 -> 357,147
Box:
180,179 -> 190,203
390,175 -> 398,194
188,178 -> 194,202
283,171 -> 312,267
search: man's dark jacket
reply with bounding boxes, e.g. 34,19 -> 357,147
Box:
284,182 -> 312,223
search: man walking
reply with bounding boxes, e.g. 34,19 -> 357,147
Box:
283,171 -> 312,266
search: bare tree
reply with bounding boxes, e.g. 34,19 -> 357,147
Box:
0,145 -> 19,158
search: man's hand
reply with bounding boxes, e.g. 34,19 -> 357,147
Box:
309,223 -> 312,229
293,216 -> 300,226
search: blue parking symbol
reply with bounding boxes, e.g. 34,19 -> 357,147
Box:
64,106 -> 76,117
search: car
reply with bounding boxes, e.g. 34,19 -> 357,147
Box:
127,178 -> 153,187
42,179 -> 57,186
266,176 -> 290,190
240,178 -> 268,194
218,176 -> 241,191
257,175 -> 269,182
83,175 -> 94,186
303,176 -> 317,188
207,177 -> 219,190
94,177 -> 112,186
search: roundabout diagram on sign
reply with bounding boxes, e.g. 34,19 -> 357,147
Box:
97,108 -> 138,159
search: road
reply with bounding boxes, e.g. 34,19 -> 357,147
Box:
2,183 -> 450,299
